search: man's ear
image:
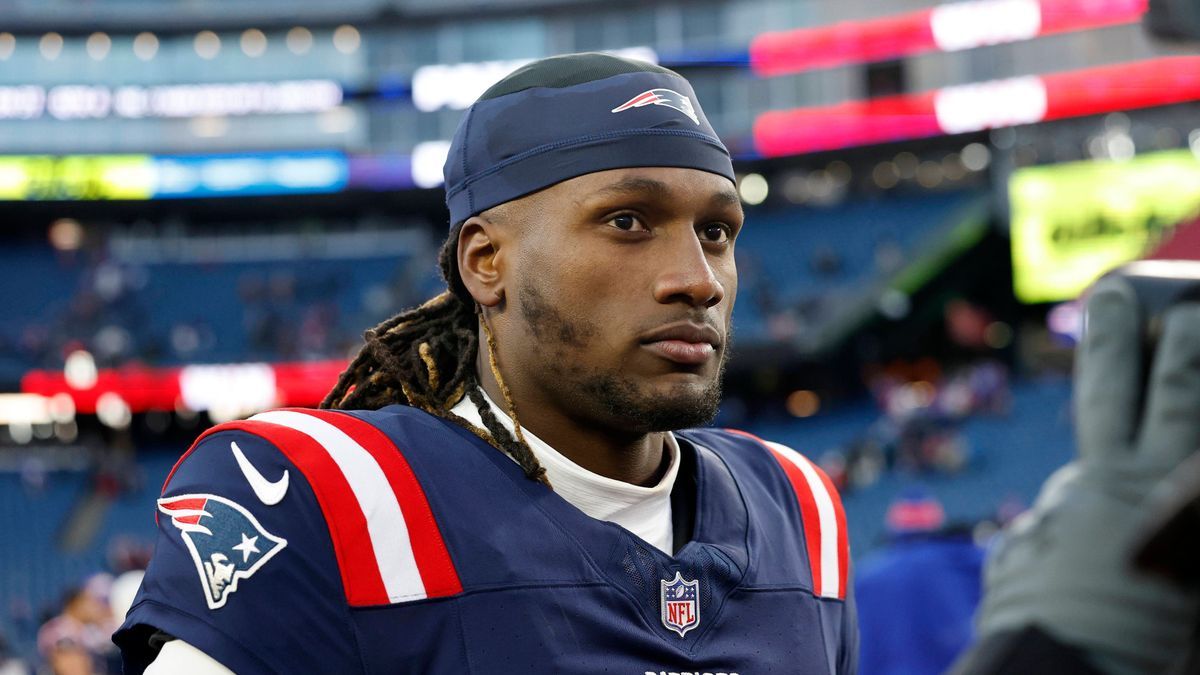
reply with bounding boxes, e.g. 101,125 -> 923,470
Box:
457,215 -> 505,308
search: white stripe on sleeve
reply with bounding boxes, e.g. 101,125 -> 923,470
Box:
250,410 -> 426,601
766,440 -> 841,599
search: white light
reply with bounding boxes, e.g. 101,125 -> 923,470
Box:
1104,111 -> 1130,132
54,421 -> 78,443
133,32 -> 159,61
0,33 -> 14,60
96,392 -> 132,430
32,423 -> 53,440
195,31 -> 221,60
961,142 -> 991,171
935,76 -> 1047,134
942,153 -> 966,180
894,152 -> 918,179
47,85 -> 112,120
332,25 -> 361,54
0,394 -> 54,425
86,32 -> 111,61
286,27 -> 313,55
64,350 -> 98,390
931,0 -> 1041,52
917,160 -> 944,187
241,29 -> 267,57
48,393 -> 76,423
412,47 -> 658,113
0,86 -> 44,119
826,160 -> 852,185
48,218 -> 84,250
9,422 -> 32,444
180,363 -> 276,417
116,80 -> 342,119
738,173 -> 769,205
878,289 -> 911,319
872,162 -> 900,188
412,140 -> 452,188
807,170 -> 835,198
1105,131 -> 1135,161
113,86 -> 149,117
39,33 -> 63,60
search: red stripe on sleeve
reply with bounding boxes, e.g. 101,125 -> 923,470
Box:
301,409 -> 463,598
766,447 -> 827,598
726,429 -> 826,598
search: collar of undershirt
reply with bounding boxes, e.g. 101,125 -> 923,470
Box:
449,388 -> 681,529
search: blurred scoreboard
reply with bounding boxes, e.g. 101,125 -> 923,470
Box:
0,150 -> 348,200
1010,148 -> 1200,303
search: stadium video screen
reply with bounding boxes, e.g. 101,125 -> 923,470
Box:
1010,148 -> 1200,303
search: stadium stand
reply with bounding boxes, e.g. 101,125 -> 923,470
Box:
755,375 -> 1075,554
734,190 -> 987,348
0,452 -> 172,660
3,190 -> 986,387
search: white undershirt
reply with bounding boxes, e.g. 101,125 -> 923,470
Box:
150,392 -> 679,674
450,388 -> 680,555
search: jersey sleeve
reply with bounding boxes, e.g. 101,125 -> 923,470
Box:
762,438 -> 857,672
837,578 -> 860,675
721,429 -> 858,673
114,422 -> 364,675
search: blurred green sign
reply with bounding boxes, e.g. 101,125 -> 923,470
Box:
0,155 -> 154,200
1010,149 -> 1200,303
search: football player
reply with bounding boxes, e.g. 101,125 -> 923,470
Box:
115,53 -> 858,674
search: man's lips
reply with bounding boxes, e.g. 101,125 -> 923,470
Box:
639,322 -> 723,366
642,340 -> 716,365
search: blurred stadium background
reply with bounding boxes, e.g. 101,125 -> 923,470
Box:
0,0 -> 1197,672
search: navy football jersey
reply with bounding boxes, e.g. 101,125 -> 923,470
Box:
115,405 -> 857,674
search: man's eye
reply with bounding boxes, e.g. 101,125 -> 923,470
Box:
700,223 -> 731,243
609,214 -> 645,231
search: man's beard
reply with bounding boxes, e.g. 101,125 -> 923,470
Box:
518,280 -> 728,433
580,364 -> 725,433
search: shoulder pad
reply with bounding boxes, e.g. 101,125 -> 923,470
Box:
172,408 -> 462,606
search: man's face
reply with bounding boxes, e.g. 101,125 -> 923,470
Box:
490,166 -> 742,434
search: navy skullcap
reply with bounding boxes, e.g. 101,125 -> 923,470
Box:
442,52 -> 735,227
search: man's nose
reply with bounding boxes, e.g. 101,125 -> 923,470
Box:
651,231 -> 725,308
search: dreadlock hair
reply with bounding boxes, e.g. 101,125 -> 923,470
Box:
320,222 -> 550,486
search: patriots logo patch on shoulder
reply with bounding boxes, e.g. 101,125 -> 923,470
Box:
611,88 -> 700,125
159,493 -> 287,610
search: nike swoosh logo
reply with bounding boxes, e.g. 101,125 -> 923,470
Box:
231,441 -> 289,506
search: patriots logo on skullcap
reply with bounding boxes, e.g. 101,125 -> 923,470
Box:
611,88 -> 700,125
158,493 -> 287,610
660,571 -> 700,637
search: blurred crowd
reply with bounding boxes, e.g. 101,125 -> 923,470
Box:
735,233 -> 910,344
3,566 -> 146,675
820,360 -> 1012,493
5,245 -> 433,374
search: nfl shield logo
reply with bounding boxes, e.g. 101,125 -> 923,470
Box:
659,571 -> 700,637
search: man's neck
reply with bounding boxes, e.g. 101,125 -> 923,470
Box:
477,375 -> 668,487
